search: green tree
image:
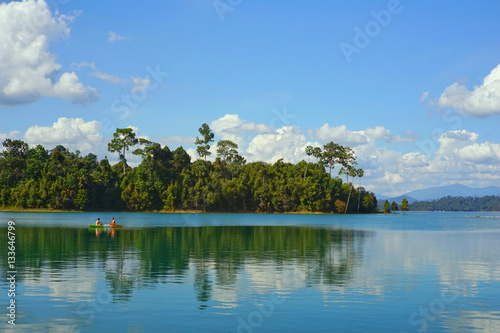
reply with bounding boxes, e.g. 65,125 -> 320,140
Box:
321,142 -> 342,176
383,200 -> 391,213
74,189 -> 88,210
216,140 -> 246,180
335,199 -> 346,213
391,201 -> 399,211
401,197 -> 409,212
1,139 -> 29,185
107,128 -> 138,175
133,138 -> 160,181
0,126 -> 380,214
195,123 -> 214,160
216,140 -> 238,163
172,147 -> 191,173
304,145 -> 314,181
339,146 -> 356,171
312,147 -> 322,167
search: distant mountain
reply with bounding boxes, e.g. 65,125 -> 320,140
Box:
377,184 -> 500,204
376,194 -> 418,204
405,184 -> 500,201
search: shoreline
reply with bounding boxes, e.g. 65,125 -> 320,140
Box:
0,207 -> 361,215
2,207 -> 499,214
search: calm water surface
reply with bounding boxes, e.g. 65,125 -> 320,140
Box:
1,211 -> 500,332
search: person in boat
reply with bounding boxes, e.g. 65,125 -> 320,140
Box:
108,217 -> 116,226
96,218 -> 103,226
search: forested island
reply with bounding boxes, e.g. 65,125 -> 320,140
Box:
409,196 -> 500,212
0,124 -> 378,213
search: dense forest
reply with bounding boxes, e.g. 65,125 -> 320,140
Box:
410,196 -> 500,212
0,124 -> 378,213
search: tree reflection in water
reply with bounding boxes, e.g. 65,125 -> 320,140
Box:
1,226 -> 371,307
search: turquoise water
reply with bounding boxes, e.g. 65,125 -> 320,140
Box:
1,211 -> 500,332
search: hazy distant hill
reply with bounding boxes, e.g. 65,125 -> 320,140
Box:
409,195 -> 500,212
405,184 -> 500,201
377,184 -> 500,204
376,194 -> 418,204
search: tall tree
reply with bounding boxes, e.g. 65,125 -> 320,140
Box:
2,139 -> 29,157
216,140 -> 239,163
344,167 -> 358,214
1,139 -> 29,185
195,123 -> 215,160
216,140 -> 245,179
133,138 -> 161,181
107,128 -> 138,175
172,146 -> 191,173
312,147 -> 322,169
338,146 -> 357,183
26,144 -> 49,180
304,146 -> 314,181
321,142 -> 342,177
339,146 -> 356,169
356,168 -> 364,213
401,197 -> 409,212
383,200 -> 391,213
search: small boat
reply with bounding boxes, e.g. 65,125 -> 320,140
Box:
89,224 -> 124,228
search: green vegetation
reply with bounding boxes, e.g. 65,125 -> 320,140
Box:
0,126 -> 378,213
410,196 -> 500,212
401,198 -> 409,212
383,200 -> 391,213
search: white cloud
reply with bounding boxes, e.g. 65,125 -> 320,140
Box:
313,124 -> 412,146
438,64 -> 500,117
457,142 -> 500,164
211,114 -> 244,132
73,62 -> 147,91
247,126 -> 308,164
210,114 -> 274,147
365,126 -> 413,144
0,0 -> 98,105
131,77 -> 152,92
24,117 -> 103,153
211,114 -> 273,135
377,172 -> 404,184
108,31 -> 124,42
47,72 -> 99,103
71,62 -> 96,71
0,131 -> 20,142
436,130 -> 478,156
186,147 -> 198,161
420,91 -> 430,103
314,124 -> 367,146
90,71 -> 126,85
401,152 -> 429,167
372,129 -> 500,196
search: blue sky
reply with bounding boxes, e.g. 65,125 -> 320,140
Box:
1,0 -> 500,196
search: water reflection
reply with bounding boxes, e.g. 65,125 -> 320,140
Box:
0,226 -> 370,307
2,223 -> 500,332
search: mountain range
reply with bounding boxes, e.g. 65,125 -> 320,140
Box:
377,184 -> 500,204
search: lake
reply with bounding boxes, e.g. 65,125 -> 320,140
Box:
1,211 -> 500,332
